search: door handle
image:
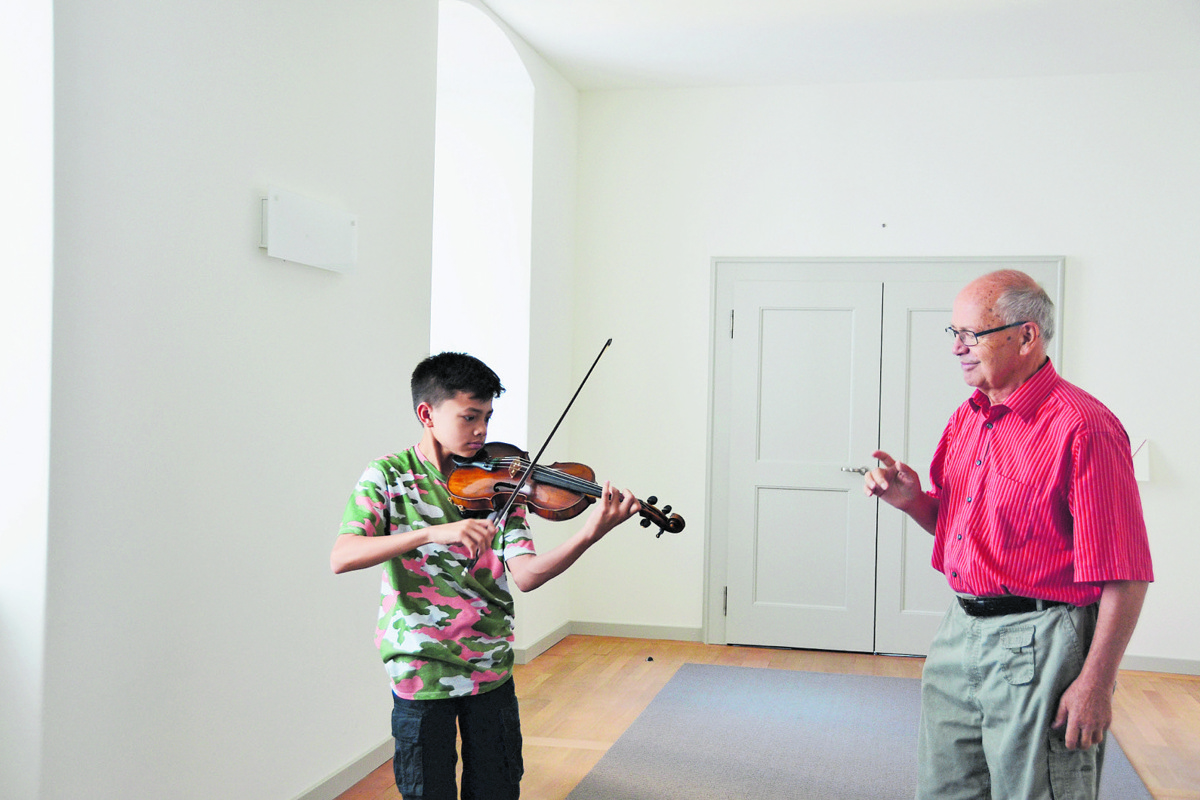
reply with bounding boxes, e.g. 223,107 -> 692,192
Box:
841,466 -> 869,475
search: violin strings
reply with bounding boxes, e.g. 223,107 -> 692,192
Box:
526,461 -> 601,496
489,457 -> 604,498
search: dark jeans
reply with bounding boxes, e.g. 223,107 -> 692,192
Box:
391,677 -> 523,800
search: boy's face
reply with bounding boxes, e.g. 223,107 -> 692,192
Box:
418,391 -> 493,459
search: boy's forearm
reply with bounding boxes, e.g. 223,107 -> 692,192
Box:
507,525 -> 600,592
506,486 -> 638,591
330,531 -> 429,573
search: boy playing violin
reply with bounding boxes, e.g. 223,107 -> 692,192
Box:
331,351 -> 640,800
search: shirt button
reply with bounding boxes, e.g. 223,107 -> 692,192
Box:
966,497 -> 972,502
975,460 -> 982,466
951,571 -> 958,578
957,534 -> 963,540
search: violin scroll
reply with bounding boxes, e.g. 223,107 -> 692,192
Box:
638,495 -> 685,538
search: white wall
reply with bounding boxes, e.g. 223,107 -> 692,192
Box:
476,3 -> 585,653
431,0 -> 532,449
43,2 -> 438,798
567,69 -> 1200,664
1,1 -> 53,799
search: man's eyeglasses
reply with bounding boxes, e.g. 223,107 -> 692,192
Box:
945,321 -> 1028,347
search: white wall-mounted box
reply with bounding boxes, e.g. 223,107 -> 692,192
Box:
260,186 -> 357,272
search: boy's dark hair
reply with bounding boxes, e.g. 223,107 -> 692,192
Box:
410,352 -> 505,415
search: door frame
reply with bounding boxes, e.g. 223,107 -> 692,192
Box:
705,256 -> 1065,646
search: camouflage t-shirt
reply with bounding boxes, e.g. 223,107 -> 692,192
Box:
338,445 -> 536,699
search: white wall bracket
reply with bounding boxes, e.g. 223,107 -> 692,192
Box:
259,186 -> 357,272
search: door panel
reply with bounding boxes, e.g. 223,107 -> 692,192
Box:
753,487 -> 847,607
724,280 -> 881,651
757,307 -> 856,462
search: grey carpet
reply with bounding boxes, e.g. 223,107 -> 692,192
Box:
566,663 -> 1152,800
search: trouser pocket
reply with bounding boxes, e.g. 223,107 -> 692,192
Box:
999,624 -> 1036,685
1047,731 -> 1102,800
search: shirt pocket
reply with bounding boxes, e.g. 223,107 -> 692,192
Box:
999,625 -> 1036,685
983,469 -> 1042,549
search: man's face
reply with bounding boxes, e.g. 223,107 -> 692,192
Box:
950,289 -> 1027,402
424,391 -> 493,458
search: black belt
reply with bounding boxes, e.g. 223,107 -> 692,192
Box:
957,595 -> 1072,617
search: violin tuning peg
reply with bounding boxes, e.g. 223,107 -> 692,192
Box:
640,518 -> 652,528
647,496 -> 658,505
662,505 -> 672,514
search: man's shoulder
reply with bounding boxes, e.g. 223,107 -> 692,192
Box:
1041,376 -> 1126,434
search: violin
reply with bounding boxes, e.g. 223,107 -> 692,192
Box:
447,442 -> 685,537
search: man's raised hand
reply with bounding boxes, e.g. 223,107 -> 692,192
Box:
863,450 -> 923,510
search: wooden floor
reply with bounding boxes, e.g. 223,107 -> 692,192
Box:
335,635 -> 1200,800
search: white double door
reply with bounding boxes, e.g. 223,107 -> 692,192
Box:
708,258 -> 1062,655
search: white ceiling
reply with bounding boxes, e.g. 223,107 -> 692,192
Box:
479,0 -> 1200,90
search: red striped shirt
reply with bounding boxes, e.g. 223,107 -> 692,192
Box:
928,360 -> 1153,605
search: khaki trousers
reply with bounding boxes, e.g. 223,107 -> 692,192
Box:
916,600 -> 1103,800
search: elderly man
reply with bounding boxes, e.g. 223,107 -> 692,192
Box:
864,269 -> 1153,800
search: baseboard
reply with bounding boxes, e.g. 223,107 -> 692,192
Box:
1120,654 -> 1200,676
514,621 -> 573,665
568,621 -> 705,643
291,739 -> 391,800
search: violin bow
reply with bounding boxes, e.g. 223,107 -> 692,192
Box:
467,338 -> 612,566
